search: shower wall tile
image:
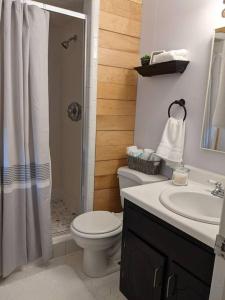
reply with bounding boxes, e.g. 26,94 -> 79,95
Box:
60,20 -> 84,215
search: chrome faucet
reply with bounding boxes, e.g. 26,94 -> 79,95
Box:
211,181 -> 224,199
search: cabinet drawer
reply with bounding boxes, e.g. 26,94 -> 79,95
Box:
124,200 -> 215,285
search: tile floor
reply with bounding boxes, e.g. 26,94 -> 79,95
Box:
51,199 -> 76,237
0,250 -> 126,300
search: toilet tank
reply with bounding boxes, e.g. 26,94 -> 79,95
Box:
117,166 -> 167,208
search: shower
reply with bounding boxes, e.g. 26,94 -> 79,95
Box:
61,34 -> 77,49
49,16 -> 85,238
0,0 -> 95,278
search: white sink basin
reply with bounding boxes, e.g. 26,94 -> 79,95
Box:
159,186 -> 223,224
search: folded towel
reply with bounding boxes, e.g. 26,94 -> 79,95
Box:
169,49 -> 189,57
152,49 -> 189,64
127,146 -> 144,158
141,149 -> 154,160
133,150 -> 144,158
156,117 -> 186,163
150,153 -> 161,162
127,146 -> 137,155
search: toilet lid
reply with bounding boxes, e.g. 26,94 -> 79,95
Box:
72,211 -> 122,235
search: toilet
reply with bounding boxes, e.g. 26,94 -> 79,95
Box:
71,166 -> 167,277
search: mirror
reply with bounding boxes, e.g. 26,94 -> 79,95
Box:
201,28 -> 225,153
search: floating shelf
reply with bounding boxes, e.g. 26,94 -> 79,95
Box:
135,60 -> 190,77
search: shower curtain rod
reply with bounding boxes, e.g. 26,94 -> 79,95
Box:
20,0 -> 86,20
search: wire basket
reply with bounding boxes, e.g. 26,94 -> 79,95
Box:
127,155 -> 161,175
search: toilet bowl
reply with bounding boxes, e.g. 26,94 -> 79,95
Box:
71,211 -> 122,277
71,166 -> 167,277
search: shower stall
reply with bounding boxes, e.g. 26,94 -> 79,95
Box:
48,10 -> 85,237
0,0 -> 98,277
29,1 -> 98,239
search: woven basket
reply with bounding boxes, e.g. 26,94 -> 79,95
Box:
127,155 -> 161,175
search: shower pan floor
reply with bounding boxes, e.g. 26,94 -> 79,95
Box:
51,199 -> 76,237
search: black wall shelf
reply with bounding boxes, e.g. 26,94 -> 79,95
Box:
135,60 -> 190,77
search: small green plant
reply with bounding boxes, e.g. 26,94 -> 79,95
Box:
141,54 -> 151,66
142,54 -> 151,59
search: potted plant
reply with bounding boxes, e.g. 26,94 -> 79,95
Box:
141,54 -> 151,66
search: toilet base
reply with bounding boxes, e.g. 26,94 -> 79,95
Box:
83,249 -> 120,277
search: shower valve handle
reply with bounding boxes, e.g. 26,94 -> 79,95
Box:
67,102 -> 82,122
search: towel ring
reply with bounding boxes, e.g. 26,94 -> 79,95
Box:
168,99 -> 187,121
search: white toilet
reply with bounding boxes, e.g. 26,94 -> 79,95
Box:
71,166 -> 167,277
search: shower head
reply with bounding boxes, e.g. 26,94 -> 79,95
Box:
61,34 -> 77,49
61,41 -> 70,49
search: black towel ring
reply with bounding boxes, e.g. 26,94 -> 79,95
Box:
168,99 -> 187,121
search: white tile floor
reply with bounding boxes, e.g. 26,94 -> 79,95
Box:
0,251 -> 126,300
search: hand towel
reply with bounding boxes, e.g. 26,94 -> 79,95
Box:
156,117 -> 186,163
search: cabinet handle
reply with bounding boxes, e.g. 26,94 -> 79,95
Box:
166,274 -> 176,298
153,267 -> 161,288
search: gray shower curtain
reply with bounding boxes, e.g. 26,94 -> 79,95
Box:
0,0 -> 52,277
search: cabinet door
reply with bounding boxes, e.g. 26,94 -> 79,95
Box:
166,263 -> 210,300
120,230 -> 166,300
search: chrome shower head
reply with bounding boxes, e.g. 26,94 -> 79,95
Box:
61,34 -> 77,49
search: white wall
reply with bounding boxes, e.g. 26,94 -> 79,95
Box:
135,0 -> 225,175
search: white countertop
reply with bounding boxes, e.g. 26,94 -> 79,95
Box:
121,180 -> 220,248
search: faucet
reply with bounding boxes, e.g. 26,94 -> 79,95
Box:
211,181 -> 224,199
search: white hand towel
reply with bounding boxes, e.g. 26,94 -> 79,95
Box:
156,117 -> 186,163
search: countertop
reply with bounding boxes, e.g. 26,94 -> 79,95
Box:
121,180 -> 220,248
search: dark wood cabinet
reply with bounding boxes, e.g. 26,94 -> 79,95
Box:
120,200 -> 215,300
121,230 -> 165,300
166,263 -> 210,300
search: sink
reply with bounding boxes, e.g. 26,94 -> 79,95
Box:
159,186 -> 223,224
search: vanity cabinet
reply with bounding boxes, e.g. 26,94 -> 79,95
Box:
121,230 -> 165,300
120,200 -> 215,300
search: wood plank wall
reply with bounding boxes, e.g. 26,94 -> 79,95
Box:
94,0 -> 142,212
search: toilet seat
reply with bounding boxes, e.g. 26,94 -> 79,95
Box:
71,211 -> 122,239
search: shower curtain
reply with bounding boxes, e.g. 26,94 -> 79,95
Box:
0,0 -> 52,277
